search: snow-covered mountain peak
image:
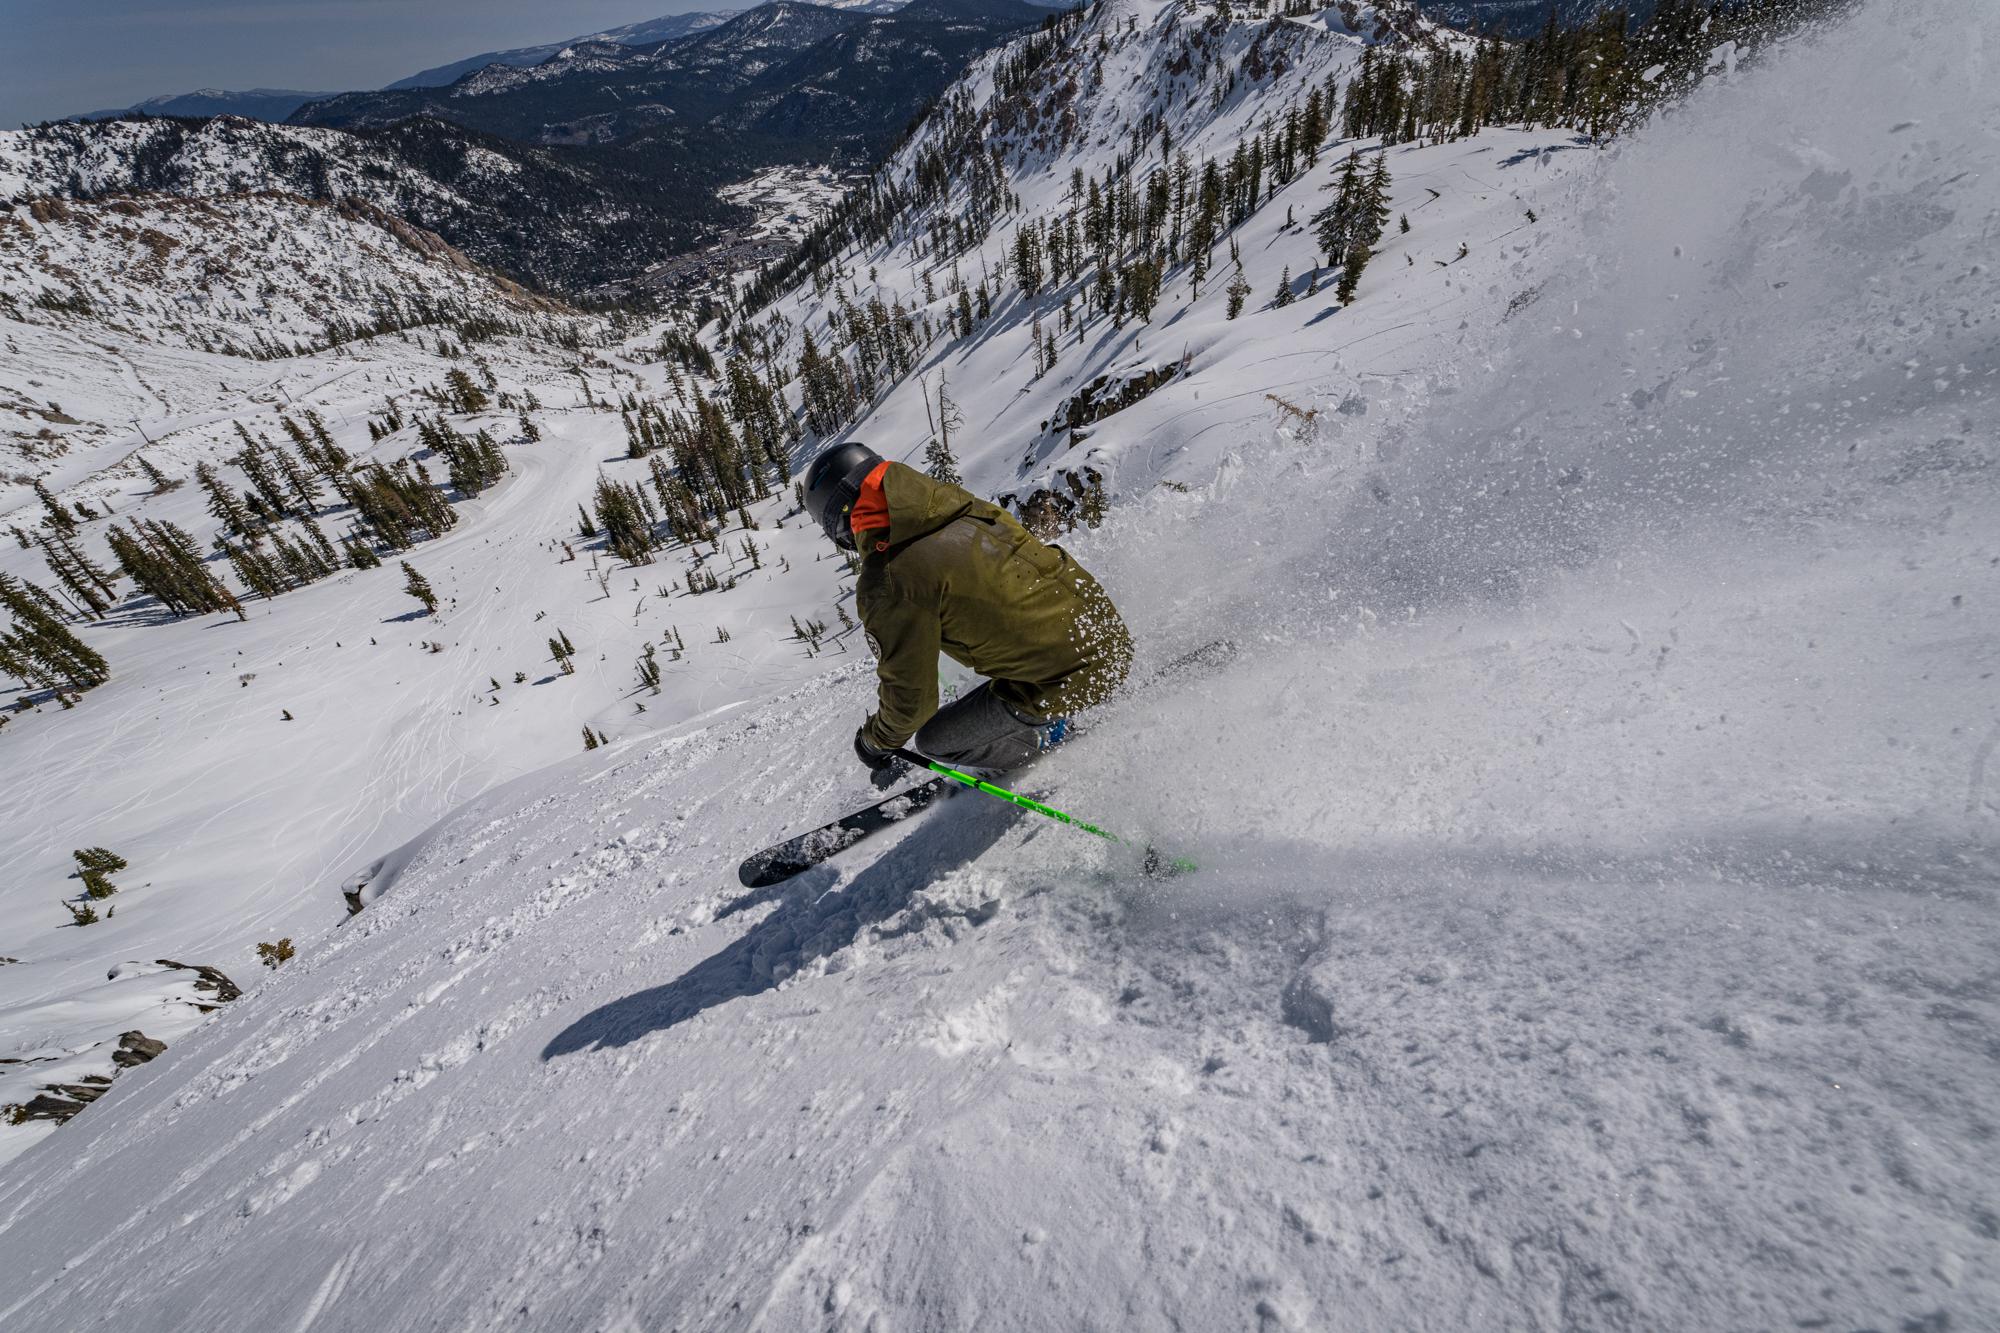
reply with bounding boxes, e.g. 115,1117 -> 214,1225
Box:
451,42 -> 646,97
1323,0 -> 1439,44
788,0 -> 912,12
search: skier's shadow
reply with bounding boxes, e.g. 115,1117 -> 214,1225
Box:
540,791 -> 1014,1060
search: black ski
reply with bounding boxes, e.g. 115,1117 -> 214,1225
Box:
738,778 -> 955,888
736,639 -> 1238,889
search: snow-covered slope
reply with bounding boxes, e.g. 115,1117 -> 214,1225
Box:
0,191 -> 551,479
0,172 -> 894,1162
1,0 -> 1995,1326
744,0 -> 1472,511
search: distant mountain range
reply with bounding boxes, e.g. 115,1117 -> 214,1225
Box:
67,0 -> 1040,125
75,89 -> 339,124
67,14 -> 748,123
384,10 -> 743,92
63,2 -> 1653,131
291,0 -> 1051,153
19,0 -> 1053,294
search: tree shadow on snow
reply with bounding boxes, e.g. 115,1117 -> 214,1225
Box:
539,791 -> 1018,1060
1498,137 -> 1593,169
95,594 -> 189,631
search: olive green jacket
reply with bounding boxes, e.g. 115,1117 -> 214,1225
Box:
856,463 -> 1131,750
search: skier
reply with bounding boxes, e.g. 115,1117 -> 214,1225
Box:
803,442 -> 1131,787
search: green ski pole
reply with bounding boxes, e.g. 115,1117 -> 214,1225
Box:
892,749 -> 1197,876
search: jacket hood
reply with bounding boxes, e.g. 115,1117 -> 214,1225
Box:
864,462 -> 976,554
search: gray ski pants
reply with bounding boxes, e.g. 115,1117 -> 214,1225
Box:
912,682 -> 1046,776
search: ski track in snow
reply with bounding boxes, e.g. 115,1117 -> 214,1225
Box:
1,0 -> 1998,1327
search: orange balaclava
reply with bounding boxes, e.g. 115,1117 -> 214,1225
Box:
847,459 -> 892,553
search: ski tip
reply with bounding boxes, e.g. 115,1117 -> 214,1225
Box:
1140,847 -> 1198,879
738,856 -> 803,889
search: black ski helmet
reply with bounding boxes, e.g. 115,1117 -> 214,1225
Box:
803,441 -> 882,550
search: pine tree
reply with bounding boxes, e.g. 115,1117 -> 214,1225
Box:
1361,157 -> 1393,247
33,482 -> 75,533
1012,221 -> 1045,297
1273,267 -> 1295,308
347,531 -> 384,570
275,443 -> 323,512
1336,242 -> 1371,303
75,845 -> 125,900
38,531 -> 117,619
444,368 -> 490,415
1313,151 -> 1365,269
108,521 -> 241,618
304,408 -> 338,453
197,462 -> 256,539
234,426 -> 294,520
924,438 -> 961,486
593,476 -> 661,566
400,561 -> 438,615
1226,267 -> 1252,319
223,541 -> 273,600
0,572 -> 110,694
1125,254 -> 1161,323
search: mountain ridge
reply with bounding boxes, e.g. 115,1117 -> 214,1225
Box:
0,114 -> 751,293
289,0 -> 1050,150
72,89 -> 340,125
385,9 -> 745,91
7,0 -> 1052,294
62,0 -> 1062,125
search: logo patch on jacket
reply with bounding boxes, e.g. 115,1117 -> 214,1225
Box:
865,629 -> 883,659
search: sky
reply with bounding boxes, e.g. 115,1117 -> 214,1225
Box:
0,0 -> 728,127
